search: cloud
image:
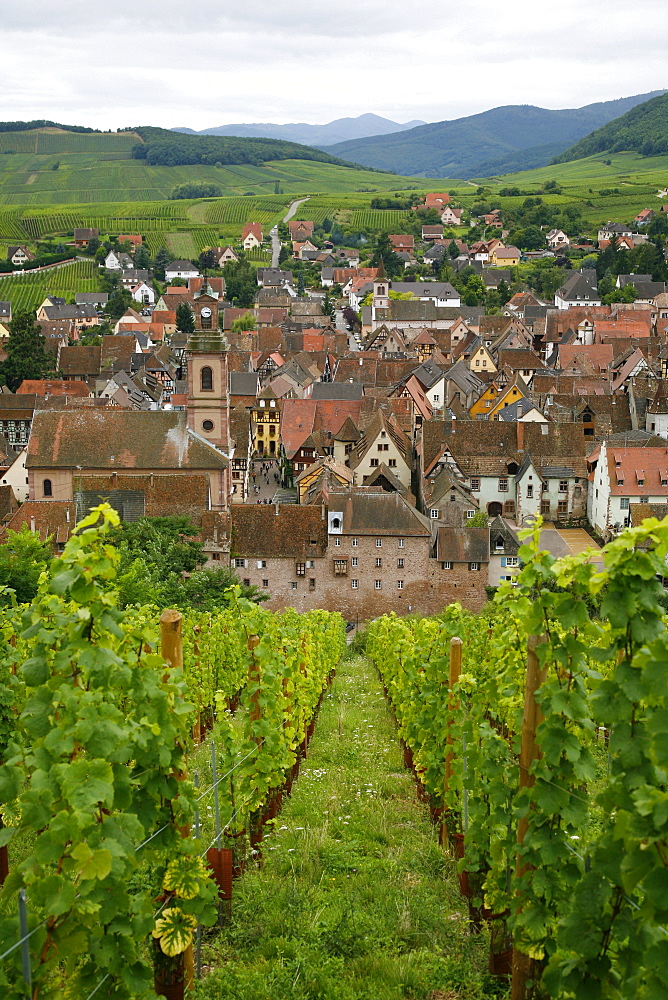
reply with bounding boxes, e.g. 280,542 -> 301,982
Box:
0,0 -> 666,130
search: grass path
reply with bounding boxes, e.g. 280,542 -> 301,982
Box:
193,655 -> 503,1000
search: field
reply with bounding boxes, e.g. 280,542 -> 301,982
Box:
0,258 -> 102,311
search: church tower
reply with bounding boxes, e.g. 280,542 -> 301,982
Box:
185,279 -> 231,460
372,256 -> 389,319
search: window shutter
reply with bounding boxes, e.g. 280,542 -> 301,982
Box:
501,557 -> 506,567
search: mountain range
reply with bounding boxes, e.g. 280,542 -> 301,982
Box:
171,113 -> 425,147
317,92 -> 667,178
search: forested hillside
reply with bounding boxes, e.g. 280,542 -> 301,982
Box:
553,91 -> 668,162
133,126 -> 362,169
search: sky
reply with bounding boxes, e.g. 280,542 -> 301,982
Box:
1,0 -> 667,131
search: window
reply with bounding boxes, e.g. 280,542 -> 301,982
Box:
351,579 -> 359,589
309,578 -> 316,590
370,458 -> 379,467
43,478 -> 52,497
377,443 -> 389,452
397,580 -> 404,590
388,458 -> 397,468
352,538 -> 358,547
256,560 -> 266,569
334,537 -> 341,547
640,495 -> 649,503
620,497 -> 630,509
234,558 -> 246,568
200,366 -> 213,391
541,500 -> 550,515
376,538 -> 382,547
470,478 -> 480,491
351,557 -> 358,567
466,509 -> 475,519
333,559 -> 348,576
498,477 -> 508,492
374,580 -> 382,590
559,480 -> 568,493
397,558 -> 404,568
375,557 -> 382,567
430,508 -> 439,519
442,561 -> 452,570
469,562 -> 480,571
526,484 -> 533,498
506,557 -> 518,567
398,538 -> 404,548
262,579 -> 269,588
296,562 -> 306,576
291,582 -> 297,590
557,500 -> 568,514
433,394 -> 440,402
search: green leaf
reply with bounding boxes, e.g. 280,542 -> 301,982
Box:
152,906 -> 197,956
163,855 -> 208,900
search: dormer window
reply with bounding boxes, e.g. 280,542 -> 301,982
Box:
200,366 -> 213,392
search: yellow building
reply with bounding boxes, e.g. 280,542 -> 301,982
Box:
487,382 -> 527,419
468,344 -> 497,375
469,382 -> 501,418
251,390 -> 281,457
490,246 -> 520,267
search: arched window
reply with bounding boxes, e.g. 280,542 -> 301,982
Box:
43,479 -> 53,497
200,366 -> 213,392
331,517 -> 341,529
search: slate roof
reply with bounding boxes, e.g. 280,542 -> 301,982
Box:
58,345 -> 102,376
27,410 -> 229,470
330,488 -> 431,536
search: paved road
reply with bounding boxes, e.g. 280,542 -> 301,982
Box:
283,196 -> 310,223
270,226 -> 280,268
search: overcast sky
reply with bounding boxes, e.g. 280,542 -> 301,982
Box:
2,0 -> 666,130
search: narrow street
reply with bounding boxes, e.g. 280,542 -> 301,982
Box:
194,655 -> 494,1000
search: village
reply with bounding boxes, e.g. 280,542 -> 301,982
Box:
1,192 -> 668,620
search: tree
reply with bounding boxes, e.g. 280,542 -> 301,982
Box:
153,246 -> 172,281
134,245 -> 150,270
497,279 -> 511,304
199,249 -> 217,272
222,259 -> 257,308
371,234 -> 403,278
0,526 -> 52,604
231,311 -> 257,332
105,288 -> 133,322
449,240 -> 460,259
323,288 -> 335,321
0,310 -> 56,391
297,271 -> 306,297
86,236 -> 101,257
176,301 -> 195,334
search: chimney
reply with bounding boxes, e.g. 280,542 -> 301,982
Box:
274,503 -> 280,516
517,421 -> 525,451
30,516 -> 35,533
65,508 -> 70,523
359,358 -> 363,366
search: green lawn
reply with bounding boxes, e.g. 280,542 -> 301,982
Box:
0,258 -> 102,312
192,655 -> 500,1000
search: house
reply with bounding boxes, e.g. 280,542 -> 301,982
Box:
424,193 -> 450,209
288,220 -> 315,240
105,249 -> 134,270
73,228 -> 99,246
242,223 -> 263,250
554,271 -> 601,310
597,223 -> 633,243
440,206 -> 463,226
117,234 -> 143,248
422,225 -> 444,241
75,292 -> 109,308
488,516 -> 521,587
322,487 -> 435,619
545,229 -> 570,248
634,209 -> 654,226
347,409 -> 412,490
165,260 -> 200,281
433,527 -> 490,611
587,435 -> 668,537
129,281 -> 155,305
490,246 -> 520,267
7,245 -> 34,266
36,303 -> 100,331
388,234 -> 415,254
212,246 -> 239,266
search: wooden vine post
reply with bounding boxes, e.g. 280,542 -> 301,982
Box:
159,610 -> 194,997
511,634 -> 547,1000
441,636 -> 463,849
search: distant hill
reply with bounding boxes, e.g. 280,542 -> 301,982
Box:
320,93 -> 667,178
171,113 -> 426,146
553,92 -> 668,162
132,126 -> 363,169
